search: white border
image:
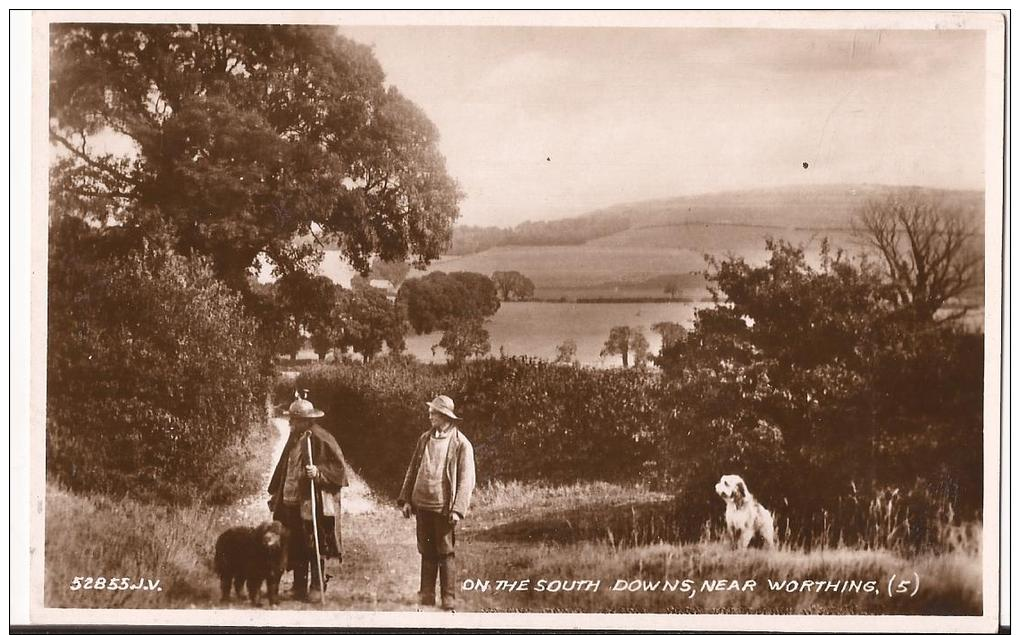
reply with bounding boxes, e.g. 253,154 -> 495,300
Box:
19,10 -> 1006,632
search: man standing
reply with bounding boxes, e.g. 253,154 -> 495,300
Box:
398,395 -> 476,611
268,392 -> 349,603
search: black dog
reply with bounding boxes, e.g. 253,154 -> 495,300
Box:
214,521 -> 289,606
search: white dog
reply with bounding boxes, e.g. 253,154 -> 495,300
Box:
715,474 -> 775,549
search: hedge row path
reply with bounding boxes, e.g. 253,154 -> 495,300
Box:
225,403 -> 428,611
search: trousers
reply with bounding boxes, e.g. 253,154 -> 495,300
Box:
415,509 -> 457,606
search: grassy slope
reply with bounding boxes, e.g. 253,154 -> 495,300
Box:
45,477 -> 981,614
425,184 -> 985,301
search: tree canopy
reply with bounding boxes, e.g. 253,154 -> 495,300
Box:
397,271 -> 500,334
492,270 -> 536,301
49,24 -> 461,290
600,325 -> 650,368
655,239 -> 982,506
432,317 -> 491,365
339,286 -> 408,362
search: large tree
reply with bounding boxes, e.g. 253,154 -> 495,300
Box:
854,193 -> 982,322
49,24 -> 461,291
339,286 -> 408,362
397,271 -> 500,334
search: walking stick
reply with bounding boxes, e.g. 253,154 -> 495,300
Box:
305,432 -> 326,606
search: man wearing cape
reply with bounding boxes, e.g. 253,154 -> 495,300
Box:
268,393 -> 349,603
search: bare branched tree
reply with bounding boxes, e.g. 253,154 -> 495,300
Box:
854,193 -> 982,322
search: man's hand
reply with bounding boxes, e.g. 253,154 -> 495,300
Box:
304,465 -> 319,480
449,512 -> 461,527
402,503 -> 413,519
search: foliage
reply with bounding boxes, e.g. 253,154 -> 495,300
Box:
288,357 -> 665,498
651,321 -> 685,349
554,339 -> 578,365
47,217 -> 269,503
397,271 -> 500,334
492,270 -> 536,301
369,258 -> 411,288
249,281 -> 305,359
49,24 -> 461,292
449,214 -> 632,255
432,317 -> 491,365
339,286 -> 408,361
854,192 -> 983,322
600,325 -> 650,368
655,239 -> 982,519
663,277 -> 683,299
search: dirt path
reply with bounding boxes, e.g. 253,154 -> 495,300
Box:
229,409 -> 425,611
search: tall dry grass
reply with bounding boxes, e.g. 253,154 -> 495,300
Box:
459,480 -> 982,615
460,535 -> 982,614
44,416 -> 277,609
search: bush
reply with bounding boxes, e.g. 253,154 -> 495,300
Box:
47,219 -> 270,503
289,347 -> 981,552
292,356 -> 664,498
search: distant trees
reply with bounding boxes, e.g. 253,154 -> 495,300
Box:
432,318 -> 491,365
449,215 -> 632,255
854,193 -> 982,322
338,287 -> 408,362
600,326 -> 651,368
554,339 -> 578,365
663,278 -> 682,300
492,270 -> 536,301
266,272 -> 407,362
274,272 -> 342,358
652,321 -> 686,350
397,271 -> 500,334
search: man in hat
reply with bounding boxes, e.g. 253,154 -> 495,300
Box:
268,392 -> 349,603
398,394 -> 476,611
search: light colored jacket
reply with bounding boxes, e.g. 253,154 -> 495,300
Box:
398,427 -> 475,518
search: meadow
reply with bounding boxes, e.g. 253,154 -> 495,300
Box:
44,476 -> 982,614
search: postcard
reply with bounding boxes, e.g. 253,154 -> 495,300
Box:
16,9 -> 1006,632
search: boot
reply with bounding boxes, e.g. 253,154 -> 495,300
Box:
291,566 -> 309,602
439,555 -> 456,611
419,557 -> 439,606
309,559 -> 326,604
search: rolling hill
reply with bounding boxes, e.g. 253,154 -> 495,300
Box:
432,184 -> 985,300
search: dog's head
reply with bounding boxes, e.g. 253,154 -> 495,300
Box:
255,521 -> 288,553
715,474 -> 748,504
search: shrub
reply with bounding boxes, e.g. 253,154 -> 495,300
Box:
288,350 -> 980,552
292,356 -> 664,498
47,219 -> 270,503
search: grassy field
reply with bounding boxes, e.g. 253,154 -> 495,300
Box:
45,472 -> 981,614
457,483 -> 982,615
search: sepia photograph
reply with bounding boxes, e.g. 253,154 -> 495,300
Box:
21,9 -> 1005,631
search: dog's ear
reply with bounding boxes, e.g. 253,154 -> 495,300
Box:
735,480 -> 746,501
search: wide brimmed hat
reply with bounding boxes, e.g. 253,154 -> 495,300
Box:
426,395 -> 459,420
284,396 -> 324,419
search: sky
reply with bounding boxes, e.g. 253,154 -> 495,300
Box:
337,25 -> 987,228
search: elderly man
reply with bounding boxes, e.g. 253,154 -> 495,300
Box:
268,392 -> 349,603
398,394 -> 476,611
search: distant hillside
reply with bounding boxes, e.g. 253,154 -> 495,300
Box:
450,184 -> 984,255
